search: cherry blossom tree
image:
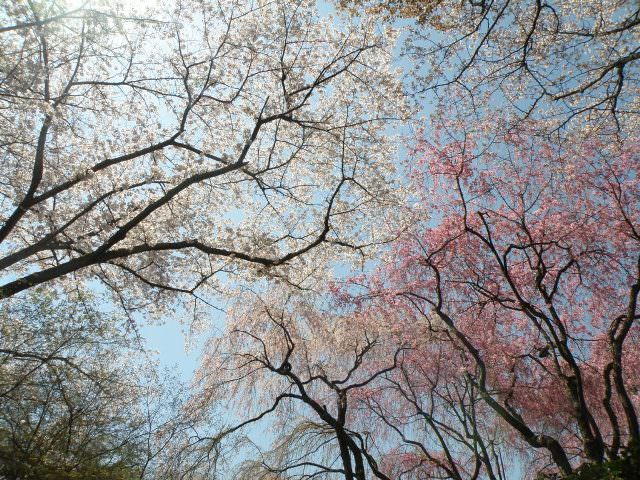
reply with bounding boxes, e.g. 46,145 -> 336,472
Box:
359,120 -> 640,477
342,0 -> 640,136
175,288 -> 406,480
0,0 -> 407,313
181,285 -> 517,479
180,114 -> 640,479
5,3 -> 639,480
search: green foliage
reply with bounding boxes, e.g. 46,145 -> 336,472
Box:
0,446 -> 142,480
0,291 -> 152,480
537,443 -> 640,480
568,443 -> 640,480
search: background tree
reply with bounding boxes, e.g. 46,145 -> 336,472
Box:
0,0 -> 407,314
361,328 -> 511,480
0,290 -> 179,479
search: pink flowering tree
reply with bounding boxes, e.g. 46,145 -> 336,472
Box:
358,319 -> 511,479
360,121 -> 640,476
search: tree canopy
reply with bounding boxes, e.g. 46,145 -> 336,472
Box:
0,0 -> 638,479
0,0 -> 407,311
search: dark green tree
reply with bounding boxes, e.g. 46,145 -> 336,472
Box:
0,292 -> 172,479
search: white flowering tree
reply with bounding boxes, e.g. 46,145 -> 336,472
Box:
168,287 -> 404,480
0,0 -> 407,312
343,0 -> 640,136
